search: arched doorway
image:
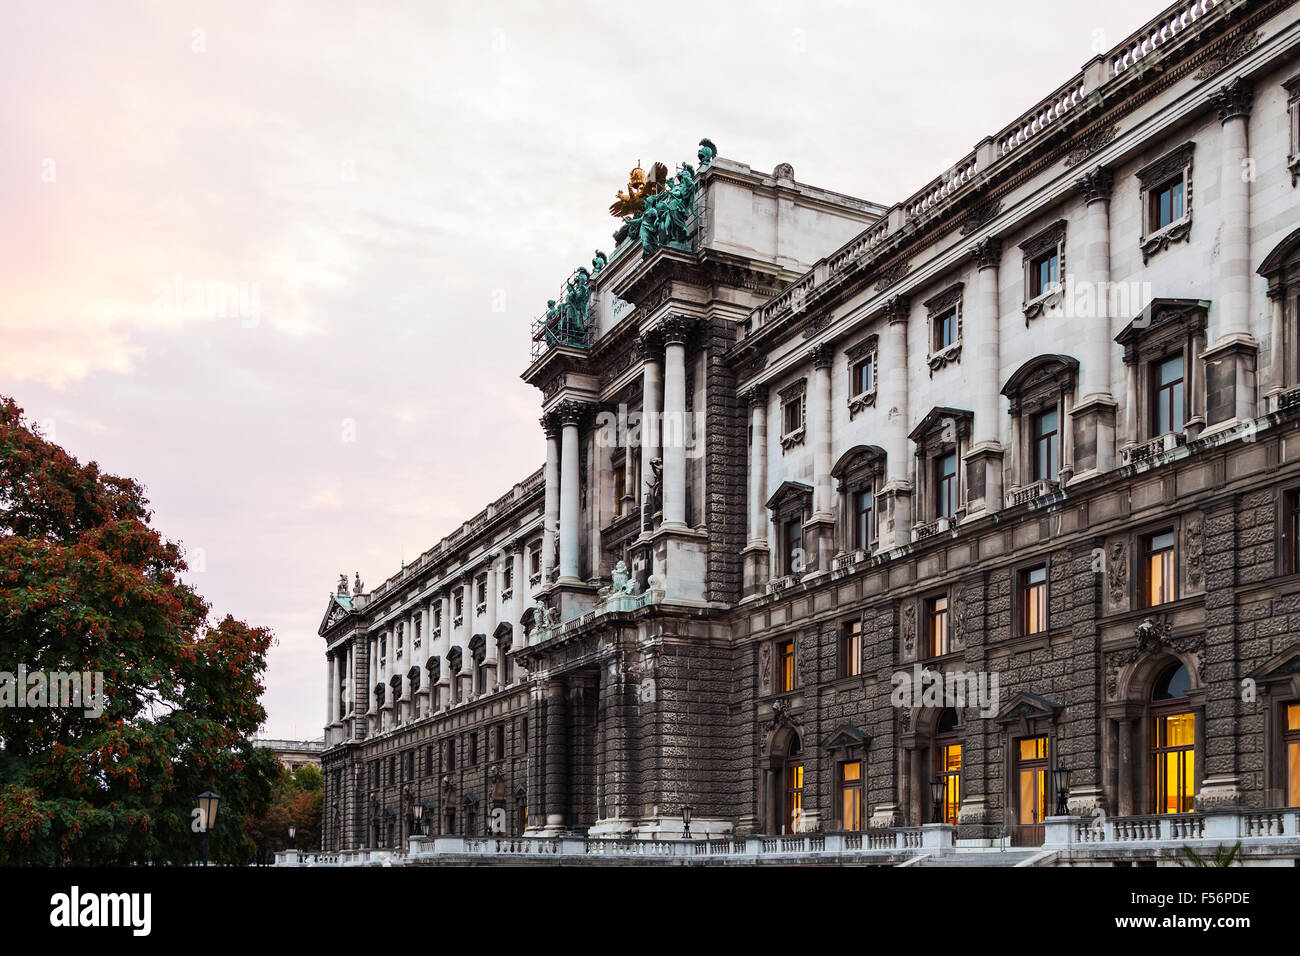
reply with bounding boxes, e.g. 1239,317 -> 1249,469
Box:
783,735 -> 805,834
1150,662 -> 1195,813
762,725 -> 804,834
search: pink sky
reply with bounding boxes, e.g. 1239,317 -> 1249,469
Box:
1,0 -> 1164,738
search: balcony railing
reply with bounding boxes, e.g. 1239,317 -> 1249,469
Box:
1005,480 -> 1058,508
1120,431 -> 1186,467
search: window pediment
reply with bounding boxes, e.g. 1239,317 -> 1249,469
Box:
831,444 -> 886,492
825,723 -> 872,751
766,480 -> 813,516
1002,354 -> 1079,414
909,406 -> 973,450
1115,298 -> 1208,365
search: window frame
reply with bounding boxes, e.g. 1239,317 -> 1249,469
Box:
924,284 -> 964,375
837,759 -> 864,832
839,619 -> 862,679
1136,141 -> 1194,263
1017,563 -> 1049,637
1141,528 -> 1178,608
1019,219 -> 1067,321
775,639 -> 796,694
777,377 -> 807,452
925,593 -> 951,659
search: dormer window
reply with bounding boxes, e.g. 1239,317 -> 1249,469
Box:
1020,220 -> 1066,321
778,378 -> 807,451
1137,142 -> 1194,263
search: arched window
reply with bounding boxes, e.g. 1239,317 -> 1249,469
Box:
934,709 -> 962,825
1151,663 -> 1195,814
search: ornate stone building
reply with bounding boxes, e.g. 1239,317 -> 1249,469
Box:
318,0 -> 1300,864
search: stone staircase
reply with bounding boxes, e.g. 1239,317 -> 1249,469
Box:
910,849 -> 1042,867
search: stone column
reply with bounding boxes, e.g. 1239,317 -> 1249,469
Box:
1070,167 -> 1118,475
660,317 -> 691,530
1266,287 -> 1287,410
437,591 -> 452,707
807,342 -> 835,572
326,652 -> 336,727
484,556 -> 499,689
541,416 -> 560,590
638,331 -> 662,537
1206,77 -> 1257,429
878,296 -> 912,550
509,546 -> 525,679
742,386 -> 770,595
966,237 -> 1006,512
557,402 -> 584,584
543,679 -> 568,832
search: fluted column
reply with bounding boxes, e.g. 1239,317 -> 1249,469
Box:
557,402 -> 584,583
638,332 -> 661,536
541,416 -> 559,589
1206,76 -> 1257,427
660,318 -> 690,530
879,296 -> 912,549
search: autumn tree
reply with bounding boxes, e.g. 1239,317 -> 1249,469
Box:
248,763 -> 324,863
0,395 -> 280,864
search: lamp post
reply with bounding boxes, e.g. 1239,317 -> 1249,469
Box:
929,778 -> 947,825
196,791 -> 221,866
287,825 -> 296,850
681,805 -> 693,840
412,802 -> 424,839
1053,763 -> 1072,817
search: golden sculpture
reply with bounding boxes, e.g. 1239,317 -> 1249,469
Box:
609,161 -> 668,218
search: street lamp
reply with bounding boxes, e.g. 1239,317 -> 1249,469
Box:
1053,763 -> 1072,817
681,805 -> 693,840
412,802 -> 424,837
929,778 -> 947,825
196,791 -> 221,866
287,824 -> 296,850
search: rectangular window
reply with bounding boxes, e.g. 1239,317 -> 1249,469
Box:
776,639 -> 795,693
1032,408 -> 1059,482
783,397 -> 803,435
926,596 -> 950,658
468,733 -> 478,766
1020,565 -> 1048,635
935,307 -> 958,351
784,516 -> 803,576
1030,250 -> 1059,298
938,743 -> 962,826
612,461 -> 626,516
426,745 -> 434,776
852,487 -> 873,551
494,724 -> 505,761
1152,712 -> 1196,814
1286,703 -> 1300,808
838,761 -> 863,831
1144,530 -> 1176,607
522,715 -> 529,753
1016,737 -> 1049,842
851,355 -> 875,396
529,546 -> 541,575
936,452 -> 957,519
1288,491 -> 1300,574
476,578 -> 487,605
1153,355 -> 1185,436
454,590 -> 464,616
445,739 -> 456,772
1150,176 -> 1185,231
839,621 -> 862,678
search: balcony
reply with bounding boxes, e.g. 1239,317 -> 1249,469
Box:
1120,431 -> 1186,467
912,516 -> 951,542
1005,480 -> 1058,508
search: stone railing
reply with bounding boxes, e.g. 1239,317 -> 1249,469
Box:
1049,808 -> 1300,851
737,0 -> 1234,343
1120,431 -> 1186,467
1005,480 -> 1058,508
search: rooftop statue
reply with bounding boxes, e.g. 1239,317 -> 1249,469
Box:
697,138 -> 717,167
592,250 -> 608,274
609,162 -> 668,219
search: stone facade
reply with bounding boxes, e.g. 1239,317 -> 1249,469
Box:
320,0 -> 1300,862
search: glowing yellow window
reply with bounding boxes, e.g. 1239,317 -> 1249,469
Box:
839,760 -> 863,831
1017,737 -> 1049,826
939,744 -> 962,826
1286,703 -> 1300,808
1152,712 -> 1195,814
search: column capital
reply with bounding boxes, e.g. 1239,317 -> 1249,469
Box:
658,314 -> 697,346
810,342 -> 834,369
540,412 -> 561,438
883,294 -> 911,325
552,398 -> 594,428
1212,75 -> 1254,123
634,329 -> 662,361
1074,165 -> 1113,205
744,384 -> 769,407
970,236 -> 1003,271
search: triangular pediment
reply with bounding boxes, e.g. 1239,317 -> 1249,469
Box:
766,480 -> 813,511
319,594 -> 354,634
994,691 -> 1064,724
1250,644 -> 1300,684
824,723 -> 872,751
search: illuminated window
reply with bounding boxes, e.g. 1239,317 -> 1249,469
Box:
1151,664 -> 1195,814
1032,408 -> 1059,482
926,596 -> 950,658
1153,355 -> 1185,435
935,710 -> 962,826
784,737 -> 804,834
1017,737 -> 1049,829
838,760 -> 863,831
1286,703 -> 1300,808
776,640 -> 795,693
839,621 -> 862,678
1020,565 -> 1048,635
1143,530 -> 1176,607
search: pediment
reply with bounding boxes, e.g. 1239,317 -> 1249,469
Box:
1250,644 -> 1300,686
994,691 -> 1065,724
319,594 -> 353,634
824,723 -> 872,751
766,480 -> 813,511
